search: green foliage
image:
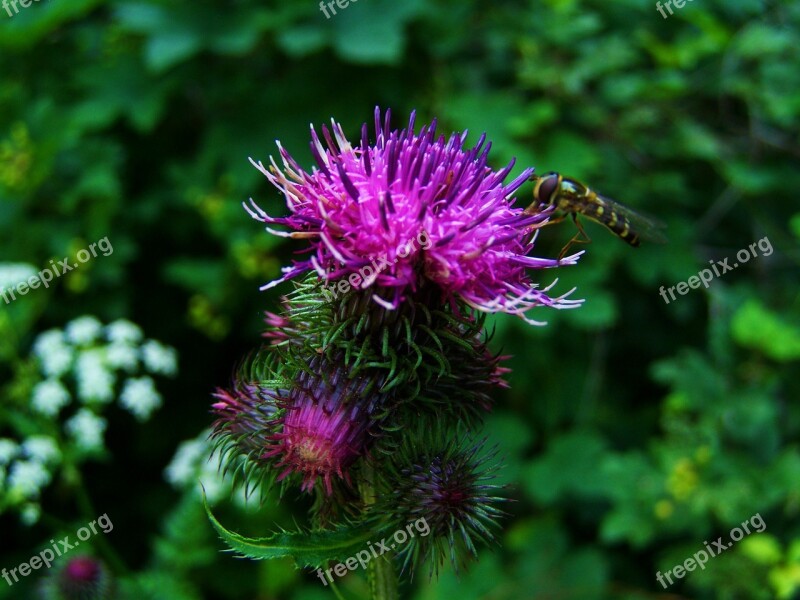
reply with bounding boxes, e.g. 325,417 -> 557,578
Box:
732,299 -> 800,361
205,491 -> 377,567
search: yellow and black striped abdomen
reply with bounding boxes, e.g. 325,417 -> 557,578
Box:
592,199 -> 640,247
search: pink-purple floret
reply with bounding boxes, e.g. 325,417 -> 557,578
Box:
245,107 -> 582,324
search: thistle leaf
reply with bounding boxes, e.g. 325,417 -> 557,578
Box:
203,490 -> 378,567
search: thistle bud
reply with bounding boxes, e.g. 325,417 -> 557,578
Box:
380,428 -> 507,577
265,354 -> 385,495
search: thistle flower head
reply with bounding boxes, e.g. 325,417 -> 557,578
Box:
380,427 -> 507,577
211,382 -> 278,459
39,556 -> 113,600
265,355 -> 382,495
247,107 -> 582,323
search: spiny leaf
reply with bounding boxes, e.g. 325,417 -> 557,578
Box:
203,489 -> 379,567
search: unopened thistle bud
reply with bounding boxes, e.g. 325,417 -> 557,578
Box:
379,427 -> 507,577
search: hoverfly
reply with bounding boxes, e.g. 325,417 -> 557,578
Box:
525,172 -> 667,259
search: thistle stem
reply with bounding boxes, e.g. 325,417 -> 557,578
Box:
328,577 -> 349,600
368,555 -> 399,600
360,465 -> 399,600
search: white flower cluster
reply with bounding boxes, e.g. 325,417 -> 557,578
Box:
0,263 -> 37,292
0,316 -> 179,524
0,436 -> 61,525
29,317 -> 178,446
165,431 -> 251,509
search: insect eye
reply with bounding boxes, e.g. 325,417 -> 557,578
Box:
536,174 -> 560,205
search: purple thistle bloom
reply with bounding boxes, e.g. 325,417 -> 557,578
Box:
212,383 -> 278,458
246,107 -> 582,324
264,355 -> 382,495
39,555 -> 114,600
261,310 -> 294,344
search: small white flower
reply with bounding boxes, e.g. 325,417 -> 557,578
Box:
20,503 -> 41,526
22,436 -> 61,465
105,342 -> 139,372
40,347 -> 73,378
119,377 -> 162,421
198,472 -> 226,503
41,347 -> 73,378
0,439 -> 19,464
165,431 -> 233,503
198,450 -> 228,503
141,340 -> 178,376
65,409 -> 107,451
31,379 -> 71,417
165,437 -> 207,488
0,263 -> 37,291
33,329 -> 66,355
75,350 -> 115,403
8,460 -> 51,497
65,316 -> 103,346
33,330 -> 74,378
77,348 -> 106,372
106,320 -> 143,345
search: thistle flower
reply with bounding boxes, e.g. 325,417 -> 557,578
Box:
39,555 -> 114,600
211,382 -> 279,461
379,428 -> 507,577
246,107 -> 582,323
264,355 -> 384,495
205,109 -> 590,585
261,310 -> 296,345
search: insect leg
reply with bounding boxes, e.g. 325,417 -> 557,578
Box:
557,214 -> 592,261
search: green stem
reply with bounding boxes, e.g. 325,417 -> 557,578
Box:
360,465 -> 399,600
328,576 -> 349,600
368,555 -> 399,600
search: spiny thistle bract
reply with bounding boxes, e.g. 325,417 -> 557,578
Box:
377,426 -> 507,578
207,108 -> 584,591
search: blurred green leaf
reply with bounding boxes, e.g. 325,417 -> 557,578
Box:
731,299 -> 800,361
